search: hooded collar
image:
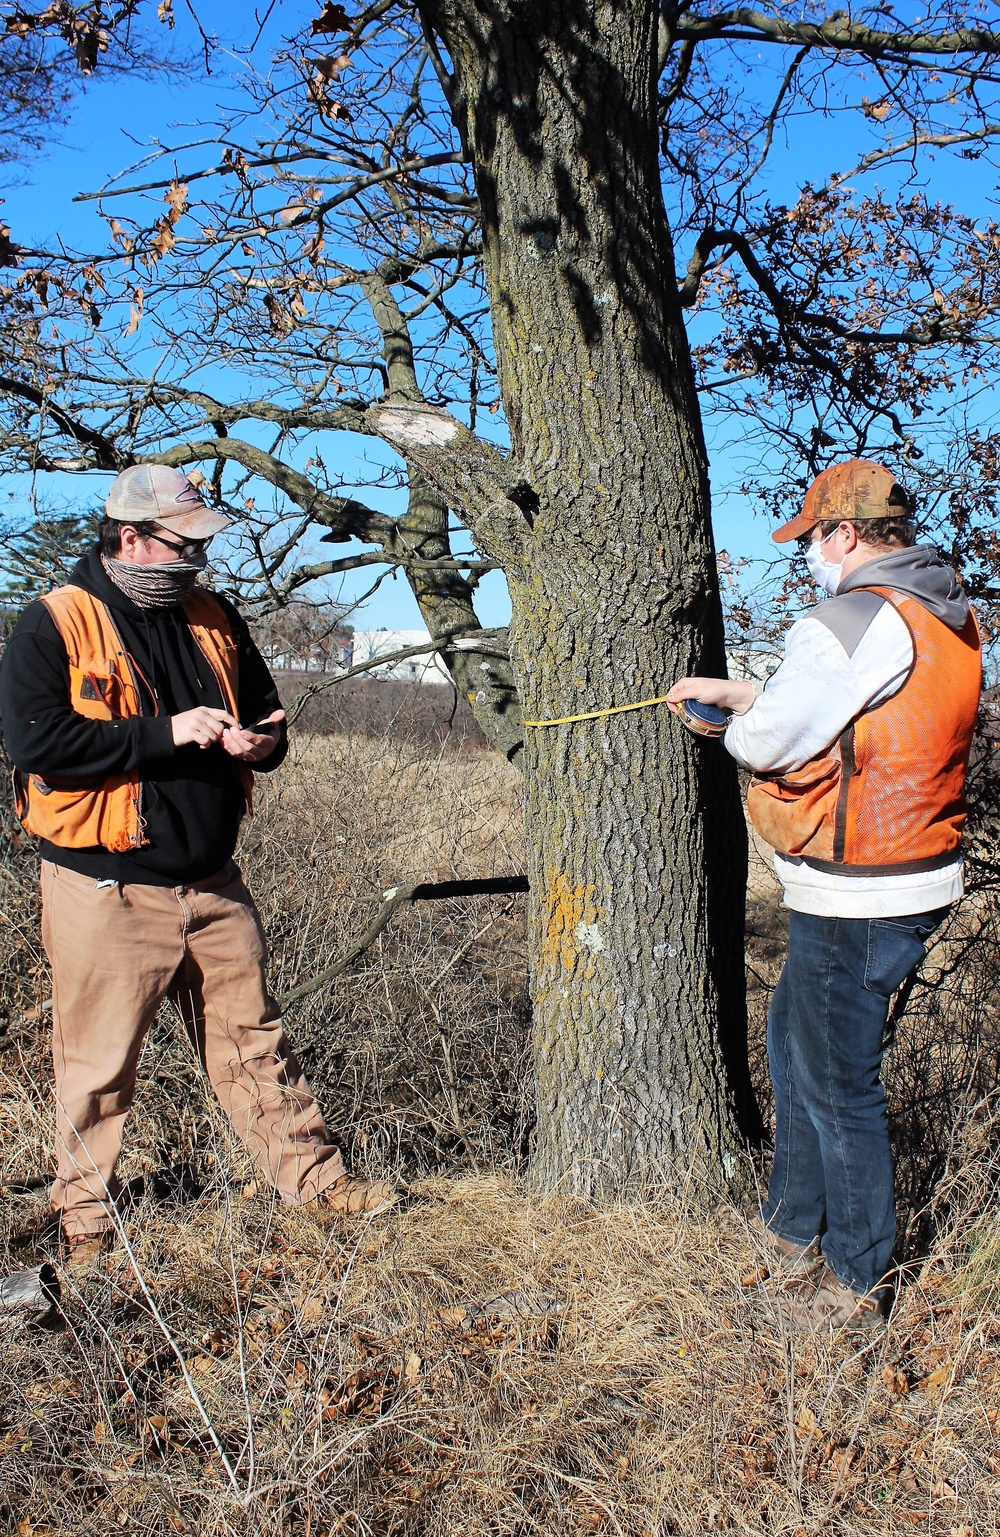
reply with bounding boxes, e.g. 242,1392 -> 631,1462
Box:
837,544 -> 971,632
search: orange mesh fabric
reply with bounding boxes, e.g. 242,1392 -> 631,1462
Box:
747,590 -> 981,871
841,593 -> 981,867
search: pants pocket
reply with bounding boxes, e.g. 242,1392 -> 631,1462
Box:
863,908 -> 949,999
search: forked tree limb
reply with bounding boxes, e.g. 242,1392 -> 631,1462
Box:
279,875 -> 529,1008
366,401 -> 533,565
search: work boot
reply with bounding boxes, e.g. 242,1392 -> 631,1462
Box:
777,1265 -> 886,1334
317,1175 -> 400,1218
61,1230 -> 112,1275
748,1214 -> 823,1278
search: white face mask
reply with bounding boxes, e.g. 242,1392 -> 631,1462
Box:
804,531 -> 844,596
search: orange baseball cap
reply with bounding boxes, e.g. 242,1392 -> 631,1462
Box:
772,459 -> 910,543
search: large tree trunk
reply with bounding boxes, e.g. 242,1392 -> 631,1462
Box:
415,0 -> 764,1196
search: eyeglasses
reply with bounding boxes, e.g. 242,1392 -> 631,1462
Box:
150,529 -> 211,559
796,526 -> 840,553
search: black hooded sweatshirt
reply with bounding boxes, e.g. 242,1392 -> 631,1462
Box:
0,547 -> 287,884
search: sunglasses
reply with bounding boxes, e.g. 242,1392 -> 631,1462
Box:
150,529 -> 211,559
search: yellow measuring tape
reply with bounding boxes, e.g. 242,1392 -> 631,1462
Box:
522,694 -> 672,728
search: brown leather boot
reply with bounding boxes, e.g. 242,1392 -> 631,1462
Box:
317,1176 -> 400,1217
749,1214 -> 824,1277
777,1266 -> 887,1333
61,1230 -> 112,1274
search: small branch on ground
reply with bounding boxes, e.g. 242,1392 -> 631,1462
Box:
279,875 -> 529,1008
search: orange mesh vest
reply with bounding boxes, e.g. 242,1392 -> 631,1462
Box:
14,585 -> 253,854
746,589 -> 982,873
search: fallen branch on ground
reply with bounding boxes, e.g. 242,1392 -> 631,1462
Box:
279,875 -> 529,1008
0,1263 -> 60,1316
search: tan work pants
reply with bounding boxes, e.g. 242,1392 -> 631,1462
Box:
40,859 -> 346,1239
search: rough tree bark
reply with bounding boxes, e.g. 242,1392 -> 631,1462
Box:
376,0 -> 765,1199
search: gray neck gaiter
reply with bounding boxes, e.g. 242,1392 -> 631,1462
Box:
101,550 -> 209,610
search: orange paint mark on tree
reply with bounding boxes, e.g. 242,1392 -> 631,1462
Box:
539,871 -> 600,973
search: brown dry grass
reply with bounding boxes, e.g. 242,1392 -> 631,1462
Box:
2,730 -> 1000,1536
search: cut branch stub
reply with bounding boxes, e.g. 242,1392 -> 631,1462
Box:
368,401 -> 530,566
370,402 -> 462,449
0,1263 -> 60,1316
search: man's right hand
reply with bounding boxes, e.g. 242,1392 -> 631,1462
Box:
170,706 -> 238,749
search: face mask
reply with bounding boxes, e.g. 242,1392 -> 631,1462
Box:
101,549 -> 209,610
804,531 -> 843,597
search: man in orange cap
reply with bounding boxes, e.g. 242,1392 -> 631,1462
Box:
669,459 -> 981,1331
0,464 -> 396,1264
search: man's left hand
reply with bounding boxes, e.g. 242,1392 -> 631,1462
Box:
222,709 -> 286,763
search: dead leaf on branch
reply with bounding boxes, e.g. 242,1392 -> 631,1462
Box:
158,0 -> 175,26
0,223 -> 19,268
125,285 -> 145,336
108,219 -> 134,253
164,181 -> 188,225
263,293 -> 293,335
313,53 -> 351,80
220,148 -> 250,186
307,77 -> 352,120
149,220 -> 177,259
304,231 -> 326,264
311,2 -> 351,35
75,26 -> 108,74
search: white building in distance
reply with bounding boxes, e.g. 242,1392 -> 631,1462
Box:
350,629 -> 452,685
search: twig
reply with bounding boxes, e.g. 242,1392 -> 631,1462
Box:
285,639 -> 451,724
279,876 -> 528,1008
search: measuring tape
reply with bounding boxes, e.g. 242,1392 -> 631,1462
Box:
522,693 -> 728,736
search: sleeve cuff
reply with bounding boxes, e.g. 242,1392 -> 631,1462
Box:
136,715 -> 175,760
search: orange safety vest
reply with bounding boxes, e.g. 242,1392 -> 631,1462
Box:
14,584 -> 253,854
746,589 -> 982,873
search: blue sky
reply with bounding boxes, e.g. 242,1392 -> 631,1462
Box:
3,3 -> 994,629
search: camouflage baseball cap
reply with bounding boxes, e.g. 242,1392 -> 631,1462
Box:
105,465 -> 230,539
772,459 -> 910,544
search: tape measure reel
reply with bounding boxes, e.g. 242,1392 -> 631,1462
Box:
676,698 -> 729,739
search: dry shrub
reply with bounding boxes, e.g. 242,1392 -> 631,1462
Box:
250,730 -> 530,1177
287,674 -> 488,755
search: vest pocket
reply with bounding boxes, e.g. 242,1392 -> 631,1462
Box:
68,663 -> 118,720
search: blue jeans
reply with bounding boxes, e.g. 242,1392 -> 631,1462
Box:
762,907 -> 948,1294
